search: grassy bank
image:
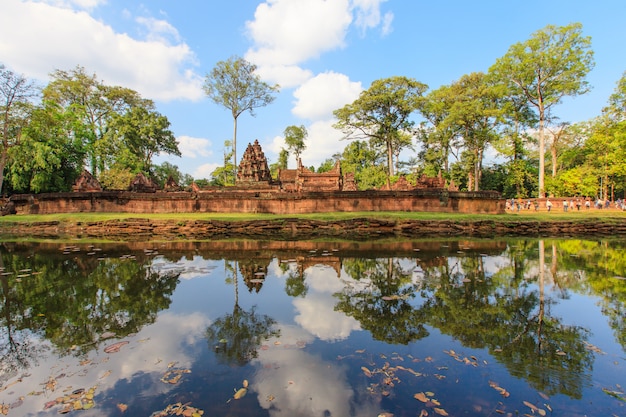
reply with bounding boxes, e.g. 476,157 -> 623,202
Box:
1,209 -> 625,224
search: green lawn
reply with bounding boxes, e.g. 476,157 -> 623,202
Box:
1,209 -> 625,224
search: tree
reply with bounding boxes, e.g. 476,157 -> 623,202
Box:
445,72 -> 503,191
418,84 -> 463,175
9,100 -> 85,193
105,102 -> 180,174
340,140 -> 387,189
211,140 -> 236,186
203,56 -> 279,173
333,76 -> 428,179
43,66 -> 143,177
489,23 -> 594,197
283,124 -> 307,165
0,64 -> 37,194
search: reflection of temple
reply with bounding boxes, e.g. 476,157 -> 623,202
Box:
279,254 -> 343,279
239,258 -> 270,293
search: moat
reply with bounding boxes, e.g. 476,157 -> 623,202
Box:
0,238 -> 624,416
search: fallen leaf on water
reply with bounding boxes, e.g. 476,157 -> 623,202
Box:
433,408 -> 448,416
414,392 -> 428,403
104,341 -> 129,354
419,410 -> 428,417
242,379 -> 249,388
233,387 -> 247,400
361,366 -> 373,377
523,400 -> 538,411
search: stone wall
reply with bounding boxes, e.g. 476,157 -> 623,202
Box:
7,189 -> 504,215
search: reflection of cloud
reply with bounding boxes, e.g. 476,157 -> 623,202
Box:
293,266 -> 361,341
4,311 -> 210,415
294,293 -> 360,341
252,346 -> 378,417
151,255 -> 219,280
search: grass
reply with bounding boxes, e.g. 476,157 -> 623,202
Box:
0,209 -> 625,224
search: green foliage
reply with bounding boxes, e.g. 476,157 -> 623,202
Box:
283,124 -> 307,165
203,56 -> 279,170
489,23 -> 595,197
0,63 -> 38,194
317,157 -> 338,173
9,101 -> 84,193
334,76 -> 428,179
151,161 -> 193,188
105,104 -> 180,174
98,166 -> 135,190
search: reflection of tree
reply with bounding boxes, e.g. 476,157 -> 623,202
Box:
206,260 -> 279,366
335,258 -> 427,344
0,255 -> 48,382
550,239 -> 626,350
278,261 -> 308,298
417,245 -> 593,398
0,245 -> 180,378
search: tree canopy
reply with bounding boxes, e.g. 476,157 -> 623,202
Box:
203,56 -> 279,173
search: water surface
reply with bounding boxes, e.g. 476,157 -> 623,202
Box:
0,239 -> 624,416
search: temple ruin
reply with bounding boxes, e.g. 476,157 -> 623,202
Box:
3,140 -> 505,215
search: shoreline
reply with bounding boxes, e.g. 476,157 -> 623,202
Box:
1,215 -> 626,240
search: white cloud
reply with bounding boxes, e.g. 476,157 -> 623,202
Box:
292,71 -> 362,120
301,120 -> 348,167
245,0 -> 353,66
193,163 -> 220,180
253,64 -> 313,89
40,0 -> 106,10
351,0 -> 394,36
0,0 -> 203,102
135,16 -> 182,44
381,11 -> 394,36
177,135 -> 212,158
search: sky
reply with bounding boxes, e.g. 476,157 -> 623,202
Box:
2,0 -> 626,180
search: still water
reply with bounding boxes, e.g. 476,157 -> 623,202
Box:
0,238 -> 624,417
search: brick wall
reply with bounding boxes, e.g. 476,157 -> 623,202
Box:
7,189 -> 505,215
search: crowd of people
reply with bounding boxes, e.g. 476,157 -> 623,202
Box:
506,197 -> 626,212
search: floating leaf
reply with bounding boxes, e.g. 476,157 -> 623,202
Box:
523,400 -> 538,411
414,392 -> 428,403
233,387 -> 247,400
433,408 -> 448,416
242,379 -> 249,388
104,341 -> 129,354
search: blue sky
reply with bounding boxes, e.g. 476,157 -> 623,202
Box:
2,0 -> 626,179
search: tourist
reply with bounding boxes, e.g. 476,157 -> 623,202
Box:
576,199 -> 582,211
563,199 -> 568,212
546,199 -> 553,212
585,198 -> 591,209
533,200 -> 539,211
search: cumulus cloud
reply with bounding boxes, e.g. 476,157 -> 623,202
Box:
135,16 -> 182,44
177,135 -> 213,158
0,0 -> 203,102
300,120 -> 347,168
292,71 -> 362,121
352,0 -> 394,36
193,163 -> 220,180
41,0 -> 106,10
245,0 -> 353,67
